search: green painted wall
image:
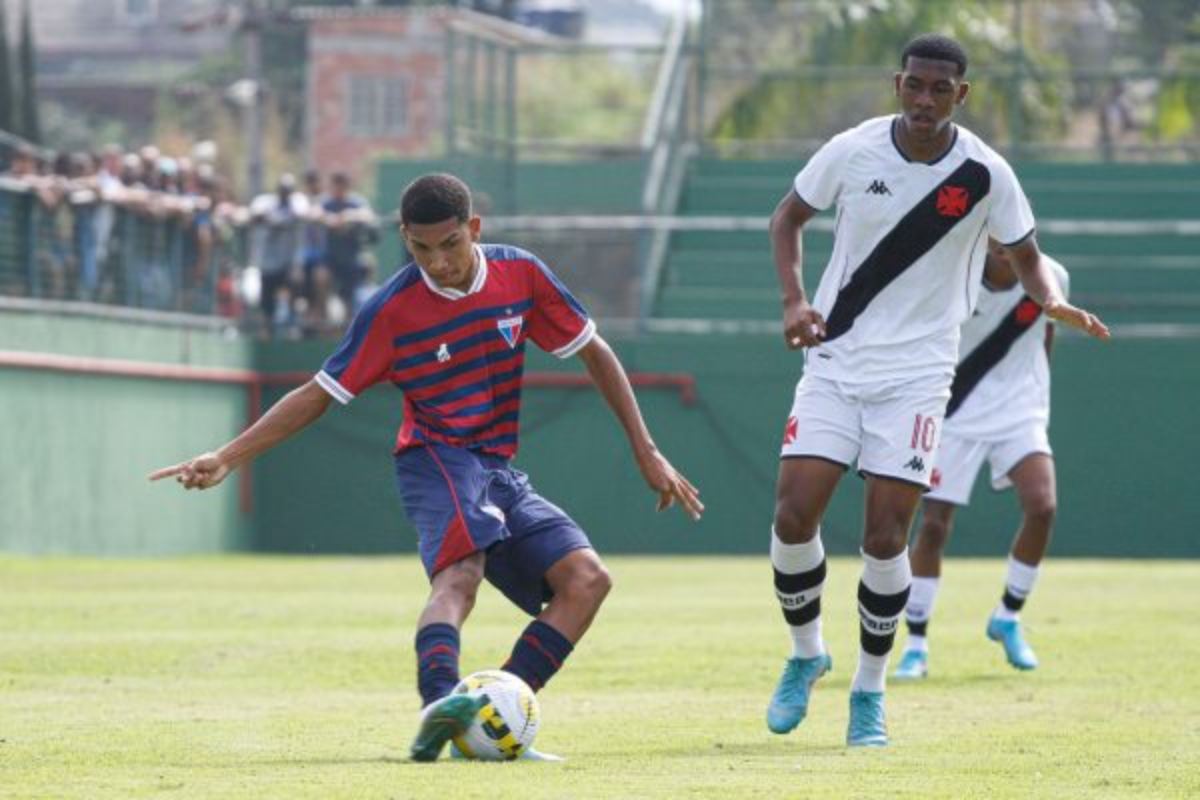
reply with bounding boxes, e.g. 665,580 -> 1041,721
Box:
3,313 -> 1194,558
251,333 -> 1198,559
0,309 -> 253,554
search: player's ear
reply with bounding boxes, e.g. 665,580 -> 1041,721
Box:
893,72 -> 903,97
956,80 -> 970,105
468,215 -> 482,241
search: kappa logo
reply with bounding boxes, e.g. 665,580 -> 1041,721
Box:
497,315 -> 524,349
436,342 -> 451,363
936,185 -> 970,217
866,179 -> 892,196
903,455 -> 926,472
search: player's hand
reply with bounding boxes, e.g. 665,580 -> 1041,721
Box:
147,452 -> 231,490
782,298 -> 826,349
1043,298 -> 1110,340
635,448 -> 704,521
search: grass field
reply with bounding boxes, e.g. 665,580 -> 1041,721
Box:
1,556 -> 1197,799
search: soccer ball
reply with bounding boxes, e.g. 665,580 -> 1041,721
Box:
450,670 -> 540,761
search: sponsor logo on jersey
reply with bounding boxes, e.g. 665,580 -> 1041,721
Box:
866,179 -> 892,196
497,315 -> 524,348
936,185 -> 970,217
930,467 -> 943,488
436,342 -> 451,363
903,455 -> 926,472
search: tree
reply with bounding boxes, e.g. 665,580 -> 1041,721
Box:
17,0 -> 38,143
0,2 -> 13,134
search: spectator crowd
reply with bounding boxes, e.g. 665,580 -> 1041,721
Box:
0,139 -> 380,339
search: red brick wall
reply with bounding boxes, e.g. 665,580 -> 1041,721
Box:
307,10 -> 450,184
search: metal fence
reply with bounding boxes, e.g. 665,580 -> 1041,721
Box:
0,180 -> 245,319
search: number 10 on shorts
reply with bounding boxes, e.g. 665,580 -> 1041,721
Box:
911,414 -> 937,453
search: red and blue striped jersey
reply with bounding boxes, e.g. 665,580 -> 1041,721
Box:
315,243 -> 595,458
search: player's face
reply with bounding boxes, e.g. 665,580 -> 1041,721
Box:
403,216 -> 482,292
895,57 -> 969,140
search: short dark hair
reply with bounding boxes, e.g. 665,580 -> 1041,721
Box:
901,34 -> 968,77
401,173 -> 473,226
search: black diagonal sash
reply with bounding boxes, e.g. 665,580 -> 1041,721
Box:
824,159 -> 991,342
946,295 -> 1042,418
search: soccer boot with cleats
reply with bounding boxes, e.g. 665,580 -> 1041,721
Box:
986,616 -> 1038,670
846,691 -> 889,747
892,649 -> 928,681
766,653 -> 832,734
410,693 -> 487,762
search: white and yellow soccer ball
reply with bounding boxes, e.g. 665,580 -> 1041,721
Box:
450,670 -> 540,761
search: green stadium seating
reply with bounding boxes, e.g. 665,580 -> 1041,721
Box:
655,159 -> 1200,324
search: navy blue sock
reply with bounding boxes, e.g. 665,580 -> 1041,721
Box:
502,620 -> 574,693
415,623 -> 460,707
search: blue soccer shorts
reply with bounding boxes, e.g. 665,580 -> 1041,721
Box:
393,442 -> 593,616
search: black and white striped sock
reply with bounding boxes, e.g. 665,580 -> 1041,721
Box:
995,555 -> 1040,621
853,549 -> 911,693
771,527 -> 827,659
904,576 -> 940,653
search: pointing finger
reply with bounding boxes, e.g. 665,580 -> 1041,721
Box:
148,463 -> 186,481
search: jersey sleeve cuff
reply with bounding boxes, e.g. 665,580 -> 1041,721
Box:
1000,227 -> 1036,248
552,318 -> 597,359
315,370 -> 355,404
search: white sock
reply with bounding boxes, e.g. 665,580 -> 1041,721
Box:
995,556 -> 1040,621
853,549 -> 911,693
771,527 -> 826,659
904,576 -> 940,653
854,653 -> 889,694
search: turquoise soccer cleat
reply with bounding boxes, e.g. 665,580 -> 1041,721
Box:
892,649 -> 928,680
986,616 -> 1039,670
846,691 -> 888,747
766,653 -> 832,734
409,694 -> 487,762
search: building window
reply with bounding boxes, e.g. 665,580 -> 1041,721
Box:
347,76 -> 409,138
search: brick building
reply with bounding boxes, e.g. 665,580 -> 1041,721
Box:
303,8 -> 452,185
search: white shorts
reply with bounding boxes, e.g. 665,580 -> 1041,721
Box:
780,374 -> 951,488
926,425 -> 1053,506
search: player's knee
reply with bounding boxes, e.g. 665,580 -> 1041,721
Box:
565,560 -> 612,609
1023,492 -> 1057,529
582,561 -> 613,607
919,517 -> 952,550
773,502 -> 819,544
863,526 -> 909,559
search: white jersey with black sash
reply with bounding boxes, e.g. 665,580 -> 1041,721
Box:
793,115 -> 1036,385
942,256 -> 1070,441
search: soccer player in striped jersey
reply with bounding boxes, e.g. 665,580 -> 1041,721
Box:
150,173 -> 703,762
765,33 -> 1109,747
894,242 -> 1069,680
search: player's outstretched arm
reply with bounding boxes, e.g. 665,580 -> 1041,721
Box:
575,336 -> 704,521
769,191 -> 826,349
1008,237 -> 1110,340
148,379 -> 334,490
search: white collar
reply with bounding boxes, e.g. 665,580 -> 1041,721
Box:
419,244 -> 487,300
